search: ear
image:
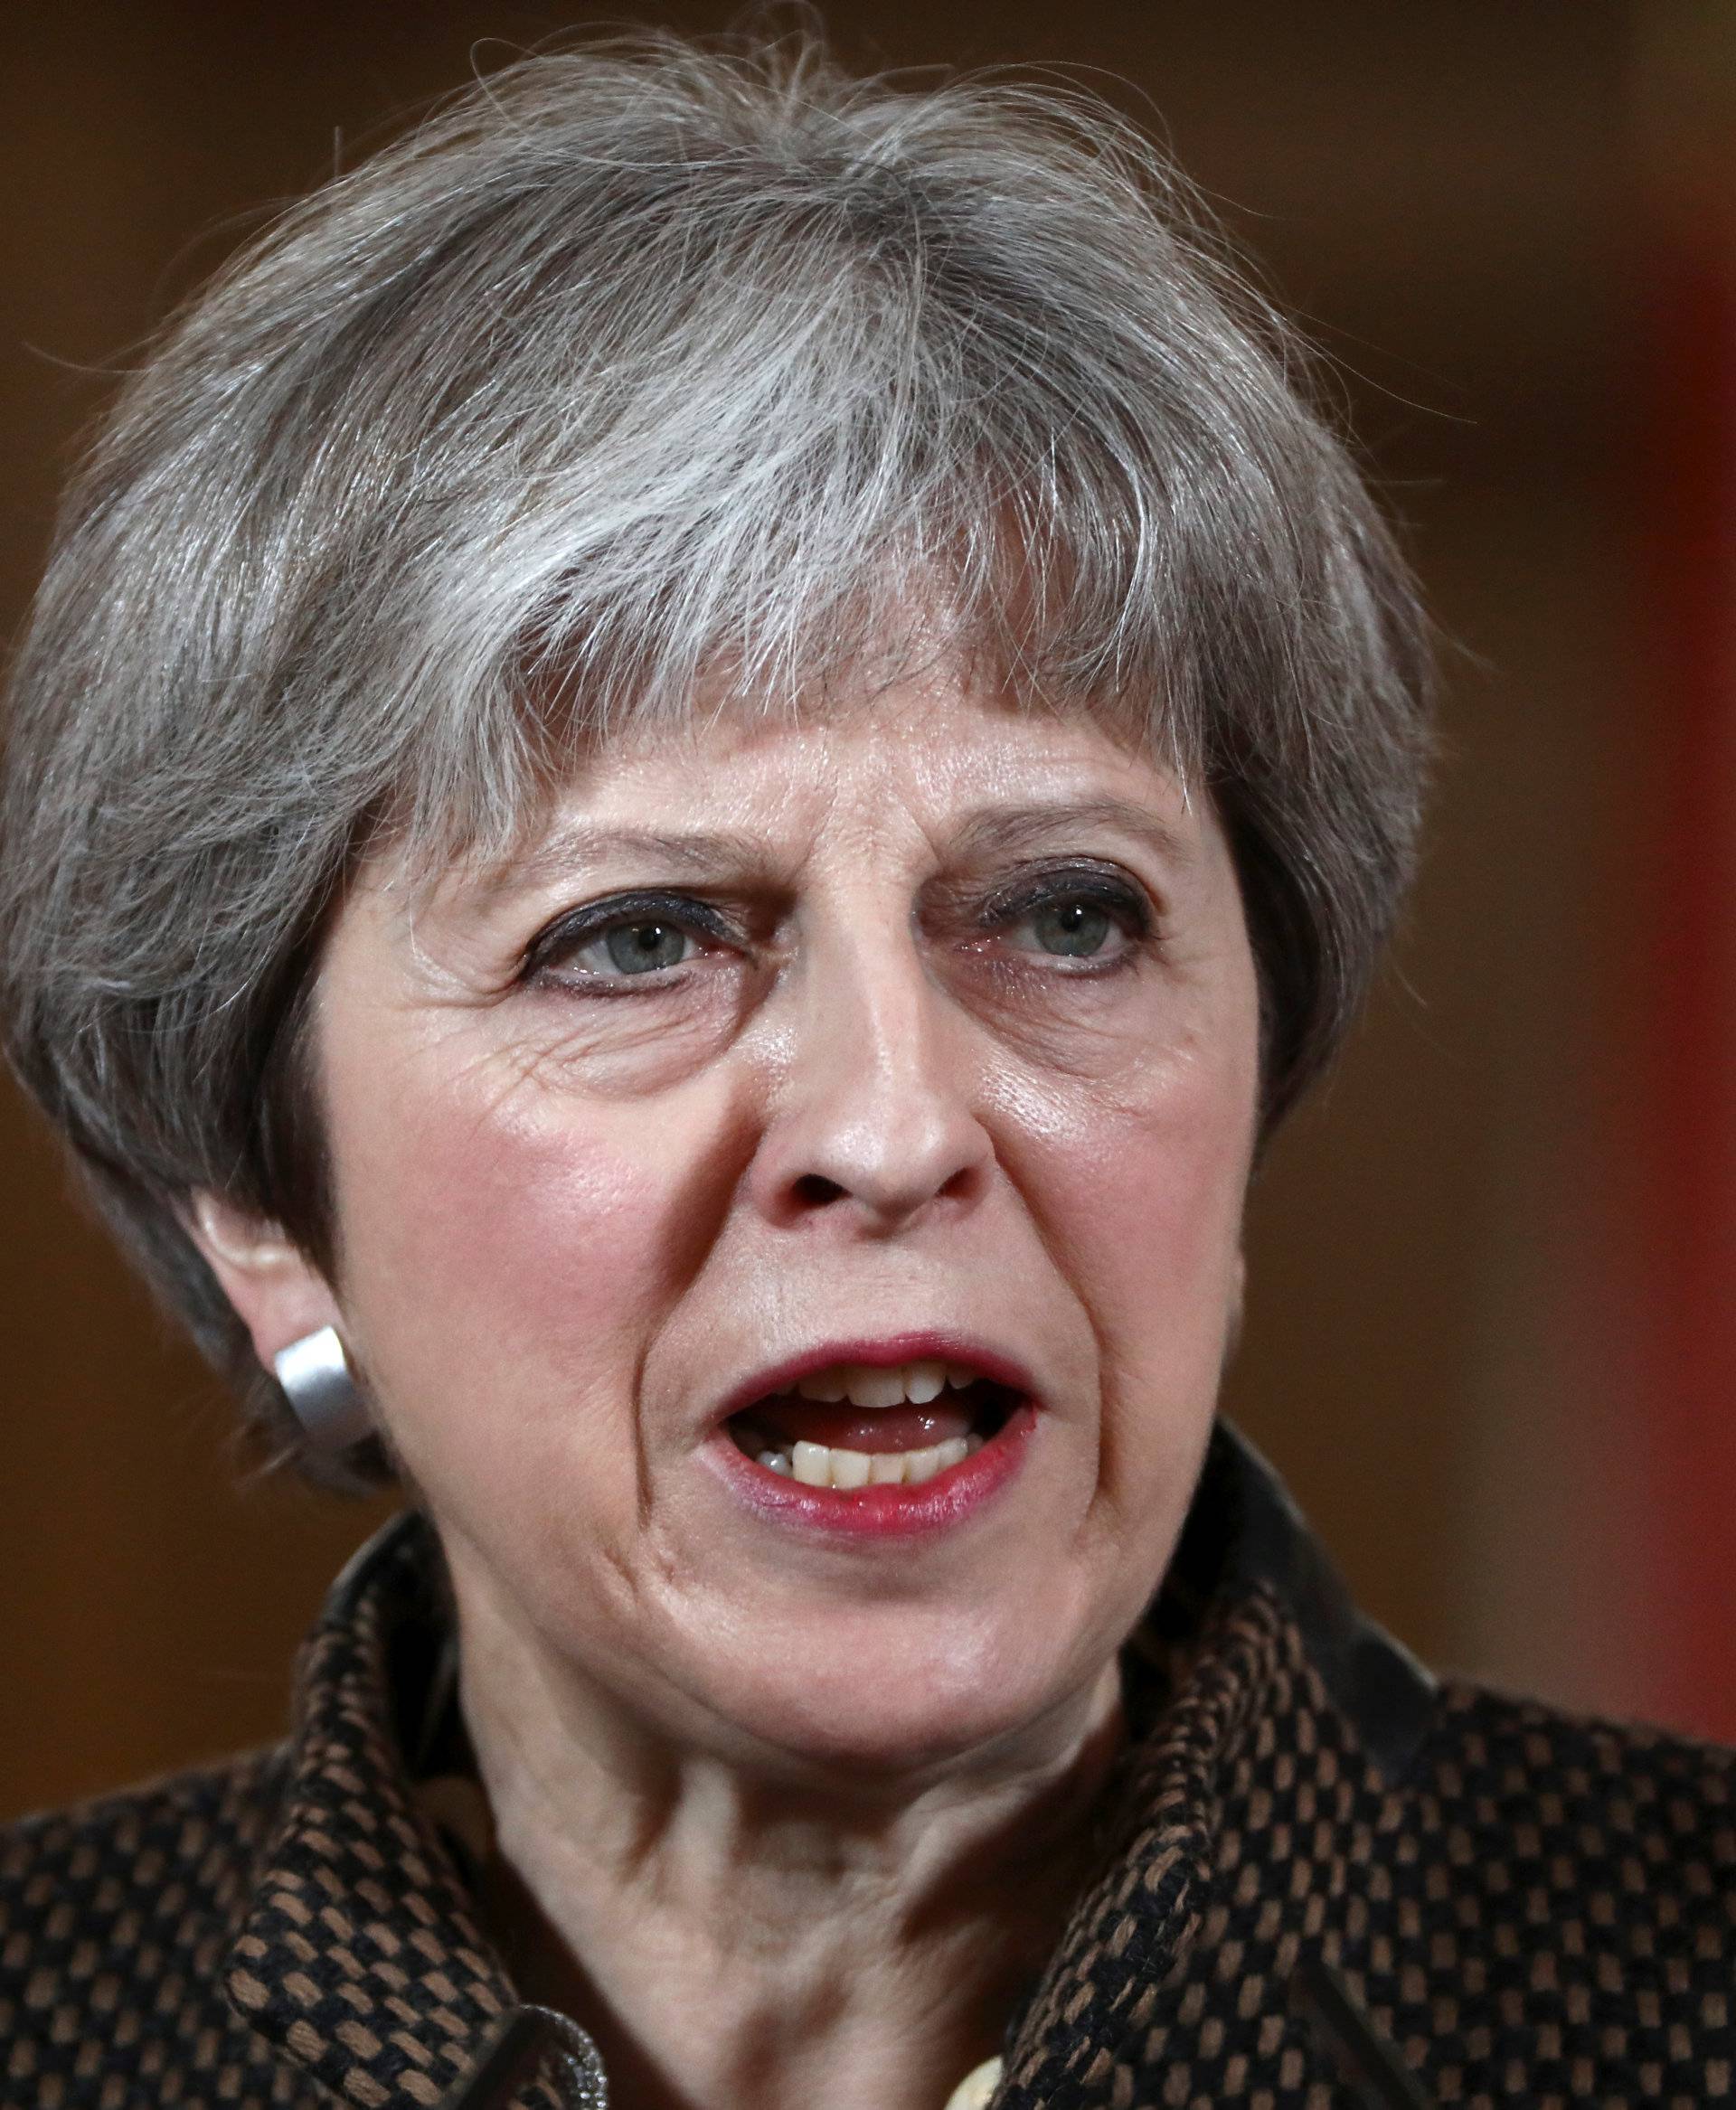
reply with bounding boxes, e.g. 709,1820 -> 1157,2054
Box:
187,1191 -> 343,1371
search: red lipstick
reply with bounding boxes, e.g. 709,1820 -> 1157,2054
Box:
704,1331 -> 1040,1539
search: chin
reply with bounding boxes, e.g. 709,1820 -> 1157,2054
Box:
678,1614 -> 1090,1785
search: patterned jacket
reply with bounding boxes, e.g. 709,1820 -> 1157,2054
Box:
4,1425 -> 1733,2110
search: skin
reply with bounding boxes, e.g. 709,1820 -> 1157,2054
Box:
193,664 -> 1262,2110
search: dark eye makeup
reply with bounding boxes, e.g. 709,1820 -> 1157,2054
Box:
520,861 -> 1159,992
522,890 -> 742,987
976,863 -> 1155,948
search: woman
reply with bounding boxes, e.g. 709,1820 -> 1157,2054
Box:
0,33 -> 1728,2110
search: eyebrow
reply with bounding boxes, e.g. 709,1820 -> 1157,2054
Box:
948,798 -> 1199,870
467,823 -> 773,905
467,797 -> 1197,907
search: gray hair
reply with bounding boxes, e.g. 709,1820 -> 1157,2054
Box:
0,32 -> 1431,1477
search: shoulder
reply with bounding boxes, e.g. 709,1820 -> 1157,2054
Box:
1352,1681 -> 1736,2097
1429,1675 -> 1736,1782
1421,1675 -> 1736,1821
1,1743 -> 290,1908
1414,1677 -> 1736,1887
0,1748 -> 297,2105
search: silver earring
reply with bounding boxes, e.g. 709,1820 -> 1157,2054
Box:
273,1326 -> 372,1452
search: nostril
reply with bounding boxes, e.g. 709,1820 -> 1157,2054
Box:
792,1173 -> 848,1208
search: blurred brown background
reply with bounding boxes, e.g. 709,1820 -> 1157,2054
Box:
5,1 -> 1731,1822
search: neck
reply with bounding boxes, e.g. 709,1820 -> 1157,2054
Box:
447,1570 -> 1126,2110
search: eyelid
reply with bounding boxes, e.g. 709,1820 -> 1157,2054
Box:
522,889 -> 741,977
976,861 -> 1156,931
517,862 -> 1158,985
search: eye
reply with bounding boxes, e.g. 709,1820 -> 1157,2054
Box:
585,918 -> 693,975
1020,898 -> 1118,958
523,891 -> 737,988
985,867 -> 1151,968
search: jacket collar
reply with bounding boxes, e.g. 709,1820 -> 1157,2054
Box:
223,1422 -> 1432,2108
223,1517 -> 524,2106
995,1427 -> 1434,2105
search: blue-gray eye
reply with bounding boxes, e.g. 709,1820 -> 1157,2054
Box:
599,920 -> 690,974
1030,900 -> 1114,956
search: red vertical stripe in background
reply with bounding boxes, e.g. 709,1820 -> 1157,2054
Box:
1637,221 -> 1736,1738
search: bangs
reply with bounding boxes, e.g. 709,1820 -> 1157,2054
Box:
246,64 -> 1310,877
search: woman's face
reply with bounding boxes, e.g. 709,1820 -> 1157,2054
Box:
245,670 -> 1261,1777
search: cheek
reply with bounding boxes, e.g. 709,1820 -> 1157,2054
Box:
326,1057 -> 728,1491
1100,1060 -> 1252,1270
988,999 -> 1258,1408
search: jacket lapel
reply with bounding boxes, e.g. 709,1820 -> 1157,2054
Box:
223,1515 -> 524,2107
997,1586 -> 1289,2105
996,1425 -> 1434,2108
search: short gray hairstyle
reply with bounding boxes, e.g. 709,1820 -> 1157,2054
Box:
0,32 -> 1431,1475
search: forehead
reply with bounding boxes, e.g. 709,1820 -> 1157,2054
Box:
459,674 -> 1210,883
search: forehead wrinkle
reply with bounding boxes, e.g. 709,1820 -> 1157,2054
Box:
420,766 -> 1200,934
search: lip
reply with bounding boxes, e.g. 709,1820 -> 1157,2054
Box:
705,1399 -> 1038,1539
710,1331 -> 1041,1428
703,1331 -> 1042,1540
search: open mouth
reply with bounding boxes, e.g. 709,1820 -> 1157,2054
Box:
724,1359 -> 1021,1491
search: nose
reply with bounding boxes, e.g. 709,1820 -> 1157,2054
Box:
747,928 -> 993,1236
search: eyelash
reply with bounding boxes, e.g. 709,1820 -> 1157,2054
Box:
975,867 -> 1154,964
522,890 -> 742,990
521,866 -> 1156,990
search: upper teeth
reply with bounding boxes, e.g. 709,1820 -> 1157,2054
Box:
791,1359 -> 978,1408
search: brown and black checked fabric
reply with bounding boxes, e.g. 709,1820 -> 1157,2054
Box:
5,1426 -> 1736,2109
0,1748 -> 300,2107
216,1529 -> 520,2109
